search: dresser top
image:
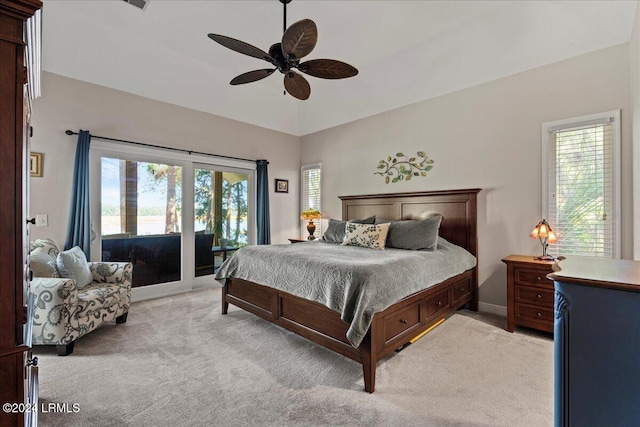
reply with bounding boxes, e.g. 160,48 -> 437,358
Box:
549,256 -> 640,292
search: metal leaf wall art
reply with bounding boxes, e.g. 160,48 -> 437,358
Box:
375,151 -> 434,184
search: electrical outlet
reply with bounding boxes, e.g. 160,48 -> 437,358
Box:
35,214 -> 48,227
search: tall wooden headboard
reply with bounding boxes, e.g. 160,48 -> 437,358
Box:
340,189 -> 480,257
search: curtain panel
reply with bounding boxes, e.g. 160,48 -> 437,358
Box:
256,160 -> 270,245
64,130 -> 92,257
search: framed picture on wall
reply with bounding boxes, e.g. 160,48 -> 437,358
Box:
275,179 -> 289,193
30,152 -> 43,177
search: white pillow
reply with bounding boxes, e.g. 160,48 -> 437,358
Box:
341,222 -> 390,250
56,246 -> 93,288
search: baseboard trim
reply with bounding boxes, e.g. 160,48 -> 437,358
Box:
478,302 -> 507,317
131,281 -> 217,303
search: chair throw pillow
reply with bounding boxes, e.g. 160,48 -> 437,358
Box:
384,216 -> 443,250
341,222 -> 390,250
56,246 -> 93,288
29,238 -> 61,278
323,216 -> 376,243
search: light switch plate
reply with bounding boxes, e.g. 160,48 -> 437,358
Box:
35,214 -> 48,227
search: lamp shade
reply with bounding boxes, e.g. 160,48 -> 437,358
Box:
530,219 -> 555,240
300,209 -> 322,221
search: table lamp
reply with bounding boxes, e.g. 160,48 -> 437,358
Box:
530,219 -> 557,261
300,209 -> 322,240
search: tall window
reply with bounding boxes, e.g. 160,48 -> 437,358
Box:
542,110 -> 620,258
301,163 -> 321,238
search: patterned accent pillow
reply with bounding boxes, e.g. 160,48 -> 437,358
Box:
322,216 -> 376,243
57,246 -> 94,288
341,222 -> 390,250
29,238 -> 61,278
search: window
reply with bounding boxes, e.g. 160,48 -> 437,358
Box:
301,163 -> 321,238
542,110 -> 620,258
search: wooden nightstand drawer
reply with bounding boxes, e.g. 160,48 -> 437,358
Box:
515,285 -> 554,307
515,302 -> 554,324
515,268 -> 554,289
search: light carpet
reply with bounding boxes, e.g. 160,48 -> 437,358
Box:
35,288 -> 553,426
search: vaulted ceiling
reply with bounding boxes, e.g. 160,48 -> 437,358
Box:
42,1 -> 637,136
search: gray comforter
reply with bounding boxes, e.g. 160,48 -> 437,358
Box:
215,238 -> 476,348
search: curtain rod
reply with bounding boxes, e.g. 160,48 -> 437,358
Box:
65,130 -> 266,164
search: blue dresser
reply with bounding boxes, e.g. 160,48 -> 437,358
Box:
550,257 -> 640,427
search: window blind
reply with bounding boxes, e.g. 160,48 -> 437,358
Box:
548,122 -> 615,257
301,164 -> 321,237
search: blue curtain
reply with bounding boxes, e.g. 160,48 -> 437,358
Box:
256,160 -> 271,245
64,130 -> 92,257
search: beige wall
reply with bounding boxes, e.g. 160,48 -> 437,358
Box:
632,5 -> 640,259
301,44 -> 632,309
30,72 -> 301,250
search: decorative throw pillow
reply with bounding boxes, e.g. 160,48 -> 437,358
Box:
323,216 -> 376,243
29,238 -> 61,278
56,246 -> 93,288
341,222 -> 390,250
384,216 -> 443,250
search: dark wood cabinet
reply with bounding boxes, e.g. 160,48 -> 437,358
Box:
502,255 -> 555,333
0,1 -> 42,426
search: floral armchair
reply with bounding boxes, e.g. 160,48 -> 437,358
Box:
29,238 -> 133,356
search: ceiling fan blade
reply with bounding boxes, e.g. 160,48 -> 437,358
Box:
283,71 -> 310,100
230,69 -> 277,85
281,19 -> 317,60
208,34 -> 273,63
298,59 -> 359,79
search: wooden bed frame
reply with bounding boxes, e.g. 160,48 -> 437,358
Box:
221,188 -> 480,393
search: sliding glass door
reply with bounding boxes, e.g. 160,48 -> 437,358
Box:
91,142 -> 256,299
194,167 -> 249,277
100,157 -> 183,287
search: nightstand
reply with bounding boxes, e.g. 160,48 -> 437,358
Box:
502,255 -> 556,333
288,237 -> 321,243
288,238 -> 308,243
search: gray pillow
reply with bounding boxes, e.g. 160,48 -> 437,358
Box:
384,216 -> 442,250
323,216 -> 376,243
56,246 -> 93,288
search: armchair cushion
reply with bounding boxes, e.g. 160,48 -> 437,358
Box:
57,246 -> 93,289
30,238 -> 60,278
77,283 -> 128,320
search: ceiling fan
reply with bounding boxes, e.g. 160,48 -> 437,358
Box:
207,0 -> 358,100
